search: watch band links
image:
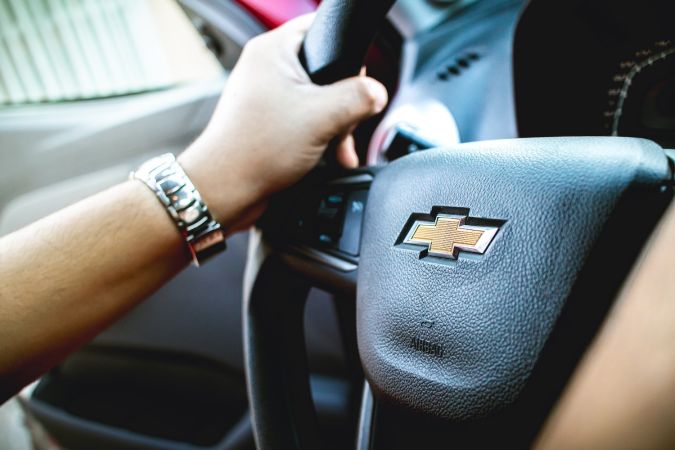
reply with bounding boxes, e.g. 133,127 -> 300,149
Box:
131,153 -> 226,266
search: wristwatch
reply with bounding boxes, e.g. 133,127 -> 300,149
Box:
131,153 -> 226,266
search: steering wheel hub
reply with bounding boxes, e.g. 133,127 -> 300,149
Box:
357,137 -> 670,420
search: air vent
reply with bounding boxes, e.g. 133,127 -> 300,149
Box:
436,51 -> 480,81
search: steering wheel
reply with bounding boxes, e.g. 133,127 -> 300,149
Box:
242,1 -> 674,449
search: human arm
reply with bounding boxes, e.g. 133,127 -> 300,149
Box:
0,15 -> 387,403
535,200 -> 675,450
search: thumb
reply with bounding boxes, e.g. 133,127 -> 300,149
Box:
315,76 -> 388,137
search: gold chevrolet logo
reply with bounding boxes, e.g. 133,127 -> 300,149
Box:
403,214 -> 500,259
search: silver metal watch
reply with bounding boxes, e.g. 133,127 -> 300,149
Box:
131,153 -> 226,266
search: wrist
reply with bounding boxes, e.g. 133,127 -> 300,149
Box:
177,140 -> 262,236
131,153 -> 227,265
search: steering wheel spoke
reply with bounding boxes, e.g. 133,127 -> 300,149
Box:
255,169 -> 375,295
243,168 -> 376,449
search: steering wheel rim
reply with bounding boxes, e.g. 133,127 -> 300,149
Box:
242,2 -> 674,449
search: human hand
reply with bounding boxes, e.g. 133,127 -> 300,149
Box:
178,14 -> 388,233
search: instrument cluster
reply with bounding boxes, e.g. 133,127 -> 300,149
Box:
514,0 -> 675,148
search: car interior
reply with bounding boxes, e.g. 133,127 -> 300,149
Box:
0,0 -> 673,449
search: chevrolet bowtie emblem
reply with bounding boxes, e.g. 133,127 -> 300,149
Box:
402,213 -> 500,259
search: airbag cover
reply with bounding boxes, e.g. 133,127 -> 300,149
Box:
357,137 -> 669,419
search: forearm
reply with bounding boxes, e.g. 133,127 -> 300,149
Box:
0,13 -> 385,404
535,201 -> 675,449
0,180 -> 188,401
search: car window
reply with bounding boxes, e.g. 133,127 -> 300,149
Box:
0,0 -> 222,106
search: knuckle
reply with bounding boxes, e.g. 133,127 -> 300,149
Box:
242,35 -> 265,55
354,78 -> 378,109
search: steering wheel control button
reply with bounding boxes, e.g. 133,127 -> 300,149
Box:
316,191 -> 346,246
318,193 -> 345,220
401,212 -> 501,259
318,233 -> 337,245
338,190 -> 368,256
265,172 -> 372,265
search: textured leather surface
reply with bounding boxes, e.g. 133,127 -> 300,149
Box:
357,137 -> 671,420
299,0 -> 395,84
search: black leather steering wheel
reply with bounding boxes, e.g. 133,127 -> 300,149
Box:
242,1 -> 674,449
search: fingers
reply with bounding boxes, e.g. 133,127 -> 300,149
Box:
265,13 -> 317,76
335,134 -> 359,168
274,13 -> 316,53
318,76 -> 388,136
280,13 -> 316,35
248,13 -> 315,53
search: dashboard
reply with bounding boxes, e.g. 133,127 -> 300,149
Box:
369,0 -> 674,168
367,0 -> 524,163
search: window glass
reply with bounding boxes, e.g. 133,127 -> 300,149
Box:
0,0 -> 222,105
